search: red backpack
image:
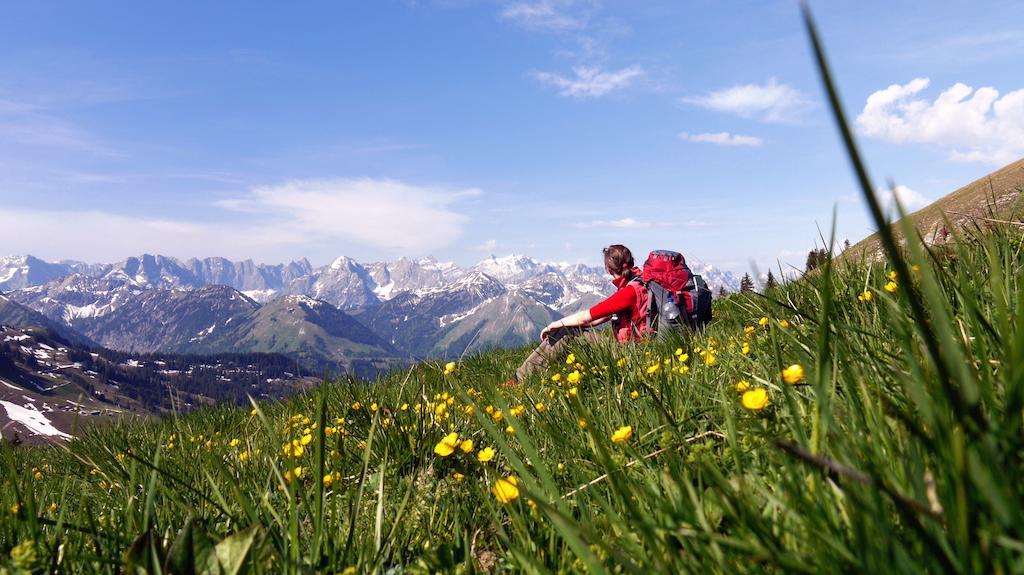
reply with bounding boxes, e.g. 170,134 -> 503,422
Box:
640,250 -> 713,336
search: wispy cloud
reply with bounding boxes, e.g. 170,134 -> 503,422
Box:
473,239 -> 499,252
573,217 -> 651,229
532,65 -> 644,98
499,0 -> 587,32
683,79 -> 812,123
856,78 -> 1024,165
0,178 -> 482,263
0,97 -> 122,157
678,131 -> 764,146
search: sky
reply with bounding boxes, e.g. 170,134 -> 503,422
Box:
1,0 -> 1023,275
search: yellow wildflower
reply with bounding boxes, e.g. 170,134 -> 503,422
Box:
888,270 -> 898,281
551,373 -> 562,382
741,387 -> 769,410
735,380 -> 751,393
565,353 -> 575,365
885,281 -> 898,293
705,353 -> 717,366
453,472 -> 465,482
782,364 -> 805,384
300,434 -> 313,446
534,402 -> 546,412
434,432 -> 460,457
229,438 -> 240,447
443,361 -> 457,375
322,473 -> 334,487
250,408 -> 258,416
505,425 -> 515,434
48,502 -> 57,513
859,290 -> 872,302
492,476 -> 520,504
460,439 -> 474,454
630,390 -> 639,399
577,418 -> 587,429
758,316 -> 769,326
779,319 -> 790,328
351,402 -> 361,410
567,387 -> 578,398
647,363 -> 660,375
611,425 -> 633,443
566,370 -> 581,384
477,447 -> 496,463
744,326 -> 755,335
741,342 -> 751,355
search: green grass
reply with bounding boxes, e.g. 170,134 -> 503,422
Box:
2,215 -> 1023,572
4,8 -> 1024,574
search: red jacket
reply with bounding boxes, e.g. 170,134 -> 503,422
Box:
589,267 -> 648,342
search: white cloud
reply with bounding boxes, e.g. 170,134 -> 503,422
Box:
499,1 -> 585,31
678,131 -> 763,146
683,79 -> 812,122
532,65 -> 644,98
0,98 -> 121,157
856,78 -> 1024,165
573,217 -> 651,229
474,239 -> 499,252
877,184 -> 930,213
0,178 -> 480,263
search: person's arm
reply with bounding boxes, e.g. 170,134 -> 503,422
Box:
540,309 -> 592,341
539,287 -> 635,340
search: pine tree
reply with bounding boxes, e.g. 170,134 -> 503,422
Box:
806,248 -> 829,272
764,271 -> 777,291
717,286 -> 727,298
740,273 -> 754,293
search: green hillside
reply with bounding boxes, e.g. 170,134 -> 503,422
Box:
843,156 -> 1024,262
3,216 -> 1023,572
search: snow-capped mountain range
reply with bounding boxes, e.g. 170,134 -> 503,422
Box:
0,253 -> 740,367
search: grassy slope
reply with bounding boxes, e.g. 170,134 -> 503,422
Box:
2,220 -> 1022,573
843,156 -> 1024,262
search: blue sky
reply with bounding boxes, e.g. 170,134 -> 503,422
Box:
1,1 -> 1022,274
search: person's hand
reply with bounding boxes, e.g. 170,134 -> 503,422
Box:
540,321 -> 563,341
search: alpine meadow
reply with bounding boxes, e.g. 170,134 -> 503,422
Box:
4,4 -> 1024,575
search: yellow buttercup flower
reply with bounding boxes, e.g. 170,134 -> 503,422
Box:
566,370 -> 581,384
630,390 -> 639,399
443,361 -> 457,375
434,432 -> 460,457
322,473 -> 334,487
735,380 -> 751,393
551,372 -> 562,382
647,363 -> 660,375
758,316 -> 769,326
741,388 -> 769,410
888,270 -> 898,281
577,418 -> 587,429
505,425 -> 515,434
452,472 -> 465,482
744,326 -> 755,335
565,353 -> 575,365
477,447 -> 496,463
351,402 -> 361,410
782,364 -> 805,384
460,439 -> 474,453
885,281 -> 898,293
611,425 -> 633,443
741,342 -> 751,355
493,476 -> 520,504
779,319 -> 790,328
859,290 -> 872,302
534,402 -> 546,412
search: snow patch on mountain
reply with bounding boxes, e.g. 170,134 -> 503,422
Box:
0,400 -> 72,439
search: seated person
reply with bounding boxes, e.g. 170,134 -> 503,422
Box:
513,244 -> 646,383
